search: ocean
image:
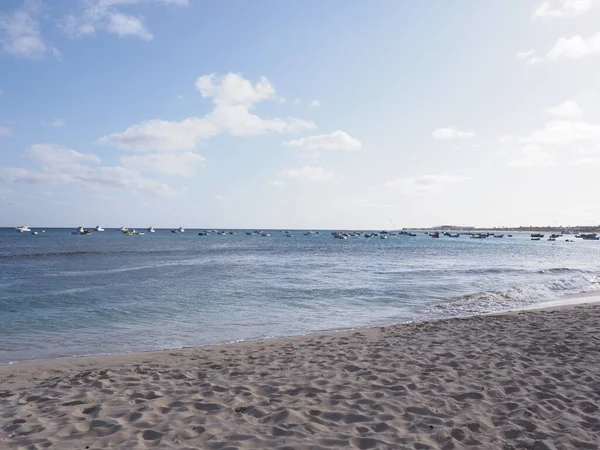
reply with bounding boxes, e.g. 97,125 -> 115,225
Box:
1,228 -> 599,363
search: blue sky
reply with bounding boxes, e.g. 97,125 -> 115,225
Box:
1,0 -> 600,228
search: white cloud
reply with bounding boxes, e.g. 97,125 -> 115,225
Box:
546,100 -> 582,119
308,100 -> 321,108
522,32 -> 600,63
268,180 -> 284,187
27,143 -> 101,167
0,143 -> 170,195
497,134 -> 515,143
99,73 -> 315,151
281,165 -> 339,182
521,120 -> 600,146
385,174 -> 471,195
432,127 -> 475,140
120,152 -> 206,177
508,146 -> 558,168
517,49 -> 536,60
569,156 -> 599,166
284,130 -> 362,151
533,0 -> 592,19
61,0 -> 187,40
0,1 -> 58,59
42,118 -> 66,127
196,73 -> 276,106
0,125 -> 12,137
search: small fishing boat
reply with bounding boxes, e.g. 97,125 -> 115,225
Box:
16,225 -> 31,233
531,233 -> 544,238
94,226 -> 105,232
72,226 -> 93,235
31,231 -> 38,235
531,237 -> 541,241
148,227 -> 156,233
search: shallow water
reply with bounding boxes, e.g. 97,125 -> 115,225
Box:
1,228 -> 599,362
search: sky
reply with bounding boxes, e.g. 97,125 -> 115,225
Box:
1,0 -> 600,229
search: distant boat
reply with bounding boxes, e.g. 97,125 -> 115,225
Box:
286,232 -> 294,238
531,233 -> 544,238
531,237 -> 541,241
548,237 -> 556,241
94,226 -> 105,232
16,225 -> 31,233
147,227 -> 156,233
380,235 -> 388,239
494,234 -> 504,238
31,231 -> 38,235
171,226 -> 185,233
72,226 -> 93,235
580,233 -> 599,240
449,233 -> 460,238
507,234 -> 513,237
198,231 -> 209,236
261,232 -> 270,237
119,227 -> 129,233
304,231 -> 314,236
407,232 -> 417,237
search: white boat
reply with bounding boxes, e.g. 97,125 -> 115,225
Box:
304,231 -> 314,236
31,231 -> 38,235
286,232 -> 294,238
16,225 -> 31,233
172,226 -> 185,233
72,226 -> 93,235
261,232 -> 270,237
135,231 -> 145,236
119,226 -> 129,233
94,226 -> 105,232
147,227 -> 156,233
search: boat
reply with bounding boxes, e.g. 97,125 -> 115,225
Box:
431,234 -> 439,239
124,231 -> 134,236
16,225 -> 31,233
286,232 -> 294,238
72,226 -> 93,235
134,230 -> 145,235
507,234 -> 513,237
198,231 -> 209,236
407,232 -> 417,237
531,233 -> 544,238
449,233 -> 460,238
531,237 -> 541,241
94,226 -> 105,232
171,226 -> 185,233
548,237 -> 556,241
119,227 -> 129,233
380,235 -> 388,239
581,233 -> 599,240
304,231 -> 314,236
493,234 -> 504,238
261,232 -> 270,237
31,231 -> 38,235
147,227 -> 156,233
333,232 -> 346,239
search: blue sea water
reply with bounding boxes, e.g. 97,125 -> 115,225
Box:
1,228 -> 599,363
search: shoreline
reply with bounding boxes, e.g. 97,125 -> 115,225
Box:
2,302 -> 600,448
3,293 -> 600,368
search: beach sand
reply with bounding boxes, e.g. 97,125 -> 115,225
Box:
2,304 -> 600,449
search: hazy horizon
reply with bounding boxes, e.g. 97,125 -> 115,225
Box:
2,0 -> 600,228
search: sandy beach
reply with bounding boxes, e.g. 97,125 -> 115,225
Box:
2,304 -> 600,449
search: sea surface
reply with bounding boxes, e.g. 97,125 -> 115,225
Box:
1,228 -> 599,363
